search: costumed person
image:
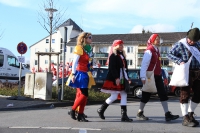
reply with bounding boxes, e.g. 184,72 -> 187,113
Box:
66,32 -> 95,122
167,28 -> 200,127
137,33 -> 179,121
97,40 -> 133,122
68,48 -> 95,118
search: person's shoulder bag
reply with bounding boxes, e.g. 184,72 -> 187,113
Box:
142,60 -> 157,93
169,56 -> 192,87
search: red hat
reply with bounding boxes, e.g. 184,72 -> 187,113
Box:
147,34 -> 159,46
105,40 -> 124,66
112,40 -> 124,47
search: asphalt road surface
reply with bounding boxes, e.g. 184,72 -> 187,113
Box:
0,96 -> 200,133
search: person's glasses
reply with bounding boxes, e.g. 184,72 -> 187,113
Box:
88,36 -> 92,39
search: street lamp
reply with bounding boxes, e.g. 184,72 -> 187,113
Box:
45,8 -> 57,72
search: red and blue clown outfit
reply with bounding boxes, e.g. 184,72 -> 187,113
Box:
66,44 -> 95,122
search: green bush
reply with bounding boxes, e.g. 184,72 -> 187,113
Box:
53,86 -> 110,101
0,87 -> 24,96
0,86 -> 110,101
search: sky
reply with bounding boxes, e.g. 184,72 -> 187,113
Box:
0,0 -> 200,63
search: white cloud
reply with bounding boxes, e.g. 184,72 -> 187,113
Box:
0,0 -> 31,7
130,24 -> 175,33
82,0 -> 200,20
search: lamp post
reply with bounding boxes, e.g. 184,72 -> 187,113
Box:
45,8 -> 57,72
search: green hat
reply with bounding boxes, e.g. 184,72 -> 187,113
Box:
187,28 -> 200,42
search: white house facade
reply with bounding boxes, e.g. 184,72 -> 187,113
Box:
29,18 -> 187,73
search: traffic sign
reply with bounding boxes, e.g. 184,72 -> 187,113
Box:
17,56 -> 25,63
17,42 -> 27,54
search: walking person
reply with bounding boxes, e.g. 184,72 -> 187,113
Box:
97,40 -> 133,122
167,28 -> 200,127
66,32 -> 95,122
137,33 -> 179,121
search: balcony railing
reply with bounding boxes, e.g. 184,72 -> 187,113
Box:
138,53 -> 169,58
93,53 -> 108,58
160,53 -> 168,58
137,53 -> 144,58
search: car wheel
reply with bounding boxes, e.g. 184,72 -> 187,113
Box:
134,87 -> 142,99
174,87 -> 180,97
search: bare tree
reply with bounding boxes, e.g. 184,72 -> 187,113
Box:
37,0 -> 67,34
37,0 -> 68,72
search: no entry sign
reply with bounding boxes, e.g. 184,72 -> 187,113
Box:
17,42 -> 27,54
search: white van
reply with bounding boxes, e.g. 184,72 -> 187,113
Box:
0,47 -> 30,83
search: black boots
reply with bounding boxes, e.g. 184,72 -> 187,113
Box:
121,106 -> 133,122
70,110 -> 77,120
137,111 -> 149,120
188,112 -> 199,126
68,109 -> 87,118
77,114 -> 89,122
97,102 -> 109,119
165,111 -> 179,121
182,115 -> 196,127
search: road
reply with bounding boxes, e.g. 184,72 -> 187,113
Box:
0,96 -> 200,133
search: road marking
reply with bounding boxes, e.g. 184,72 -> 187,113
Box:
9,127 -> 40,129
9,127 -> 101,131
72,127 -> 101,131
41,127 -> 71,129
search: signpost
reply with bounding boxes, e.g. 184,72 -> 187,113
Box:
59,26 -> 73,100
17,42 -> 27,96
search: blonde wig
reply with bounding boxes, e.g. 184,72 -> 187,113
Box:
76,32 -> 92,46
112,44 -> 126,58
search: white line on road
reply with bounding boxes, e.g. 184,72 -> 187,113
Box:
41,127 -> 71,129
9,126 -> 101,131
72,127 -> 101,131
9,127 -> 40,129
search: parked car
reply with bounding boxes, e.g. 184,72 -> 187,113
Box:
54,68 -> 170,99
169,86 -> 193,97
92,68 -> 170,99
52,77 -> 68,87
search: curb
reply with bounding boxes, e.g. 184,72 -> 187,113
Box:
0,100 -> 108,111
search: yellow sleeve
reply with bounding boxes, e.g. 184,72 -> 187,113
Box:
74,45 -> 83,55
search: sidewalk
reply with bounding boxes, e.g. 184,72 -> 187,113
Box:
0,95 -> 107,111
0,95 -> 74,111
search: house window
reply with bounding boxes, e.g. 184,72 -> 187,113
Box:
0,55 -> 4,67
52,49 -> 55,52
99,47 -> 108,53
52,39 -> 55,43
46,39 -> 49,43
35,60 -> 38,65
45,60 -> 48,64
127,47 -> 133,53
161,60 -> 169,66
99,60 -> 107,66
160,46 -> 169,53
127,59 -> 133,65
70,47 -> 74,53
51,60 -> 54,63
45,48 -> 48,52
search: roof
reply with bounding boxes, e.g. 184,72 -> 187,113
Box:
67,32 -> 187,46
58,18 -> 83,32
30,18 -> 83,48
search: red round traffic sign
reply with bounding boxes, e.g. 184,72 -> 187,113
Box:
17,42 -> 27,54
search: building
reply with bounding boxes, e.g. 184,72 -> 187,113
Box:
29,18 -> 187,72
